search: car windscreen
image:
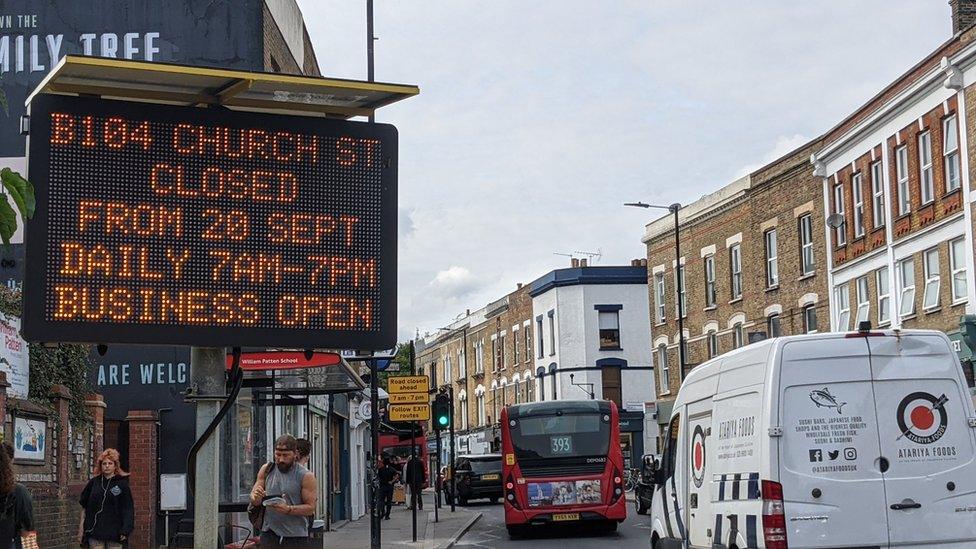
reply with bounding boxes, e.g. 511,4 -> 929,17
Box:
467,459 -> 501,474
382,446 -> 415,459
511,413 -> 610,460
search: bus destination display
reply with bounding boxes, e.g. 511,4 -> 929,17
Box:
24,94 -> 397,348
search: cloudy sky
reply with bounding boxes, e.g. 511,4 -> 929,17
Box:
296,1 -> 951,343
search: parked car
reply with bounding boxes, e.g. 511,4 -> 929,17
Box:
445,454 -> 503,505
633,454 -> 657,515
649,329 -> 976,549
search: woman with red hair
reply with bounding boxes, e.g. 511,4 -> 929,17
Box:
77,449 -> 133,548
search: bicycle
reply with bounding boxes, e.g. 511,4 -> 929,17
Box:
624,468 -> 641,492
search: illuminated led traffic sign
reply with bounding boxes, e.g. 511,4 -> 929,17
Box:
24,94 -> 397,348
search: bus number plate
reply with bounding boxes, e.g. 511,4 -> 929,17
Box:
552,513 -> 580,522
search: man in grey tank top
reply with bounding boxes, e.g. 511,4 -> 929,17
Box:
249,434 -> 318,548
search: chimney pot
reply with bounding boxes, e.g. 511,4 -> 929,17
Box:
580,258 -> 588,267
572,258 -> 580,267
517,283 -> 523,289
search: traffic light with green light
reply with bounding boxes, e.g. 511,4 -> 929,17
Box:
433,393 -> 451,431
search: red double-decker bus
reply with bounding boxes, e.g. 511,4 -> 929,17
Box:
378,425 -> 429,487
501,400 -> 626,537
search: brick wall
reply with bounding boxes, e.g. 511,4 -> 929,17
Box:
951,0 -> 976,34
2,385 -> 102,549
263,3 -> 304,75
646,141 -> 828,400
125,410 -> 158,549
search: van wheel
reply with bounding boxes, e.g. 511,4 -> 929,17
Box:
600,521 -> 618,534
507,525 -> 526,539
651,534 -> 660,549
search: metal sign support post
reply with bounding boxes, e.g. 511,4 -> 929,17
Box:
409,343 -> 418,542
449,385 -> 456,512
190,347 -> 224,549
410,430 -> 418,542
430,361 -> 439,523
434,433 -> 441,522
370,357 -> 381,549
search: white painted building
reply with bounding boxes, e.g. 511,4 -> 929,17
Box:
528,263 -> 660,466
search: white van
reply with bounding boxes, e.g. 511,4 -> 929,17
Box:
648,330 -> 976,549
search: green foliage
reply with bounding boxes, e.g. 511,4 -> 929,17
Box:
0,169 -> 35,245
0,287 -> 92,426
378,342 -> 417,390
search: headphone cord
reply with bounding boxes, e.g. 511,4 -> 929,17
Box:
84,476 -> 111,537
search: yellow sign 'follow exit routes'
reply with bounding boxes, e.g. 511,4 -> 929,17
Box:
389,404 -> 430,422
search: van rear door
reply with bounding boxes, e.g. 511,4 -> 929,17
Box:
867,333 -> 976,546
778,336 -> 889,548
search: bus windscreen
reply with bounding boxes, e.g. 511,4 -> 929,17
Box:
512,414 -> 610,460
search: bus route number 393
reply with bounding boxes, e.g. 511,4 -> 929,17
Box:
550,435 -> 573,455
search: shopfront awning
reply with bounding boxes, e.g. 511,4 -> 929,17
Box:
27,55 -> 419,119
239,351 -> 366,397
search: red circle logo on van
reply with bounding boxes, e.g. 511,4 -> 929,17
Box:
896,392 -> 949,445
691,425 -> 706,488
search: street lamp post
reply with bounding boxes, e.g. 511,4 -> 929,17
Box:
625,201 -> 686,381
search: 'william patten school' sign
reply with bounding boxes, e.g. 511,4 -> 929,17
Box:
24,94 -> 397,349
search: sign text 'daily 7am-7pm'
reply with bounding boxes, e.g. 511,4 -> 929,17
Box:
23,94 -> 397,348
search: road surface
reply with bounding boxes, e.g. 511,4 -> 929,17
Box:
453,497 -> 652,548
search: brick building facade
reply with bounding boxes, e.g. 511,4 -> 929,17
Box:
810,11 -> 976,366
416,283 -> 538,459
643,142 -> 829,412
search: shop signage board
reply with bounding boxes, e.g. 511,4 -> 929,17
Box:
224,351 -> 342,371
23,94 -> 397,349
389,404 -> 430,422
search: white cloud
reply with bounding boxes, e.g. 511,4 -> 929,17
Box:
734,134 -> 810,179
429,266 -> 480,299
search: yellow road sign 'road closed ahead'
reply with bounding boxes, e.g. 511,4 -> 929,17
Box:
387,376 -> 430,394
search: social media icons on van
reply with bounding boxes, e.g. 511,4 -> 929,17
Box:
809,447 -> 857,463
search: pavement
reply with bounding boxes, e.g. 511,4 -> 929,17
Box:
319,490 -> 482,549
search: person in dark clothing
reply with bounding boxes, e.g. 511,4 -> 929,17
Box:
78,448 -> 134,549
376,457 -> 398,520
404,455 -> 426,511
0,445 -> 33,549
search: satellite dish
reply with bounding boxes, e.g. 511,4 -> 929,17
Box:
825,213 -> 846,229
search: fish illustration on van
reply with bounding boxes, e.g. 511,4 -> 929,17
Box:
809,387 -> 846,414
